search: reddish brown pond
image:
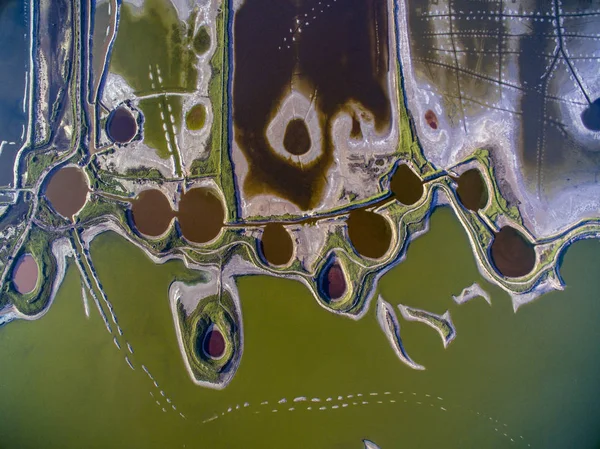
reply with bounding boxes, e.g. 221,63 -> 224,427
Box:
131,189 -> 174,237
456,169 -> 488,211
260,223 -> 293,266
107,107 -> 137,144
45,166 -> 89,219
347,209 -> 391,259
12,253 -> 38,295
390,163 -> 424,205
425,109 -> 438,129
178,188 -> 224,244
202,327 -> 225,359
283,118 -> 311,156
490,226 -> 536,278
321,262 -> 347,301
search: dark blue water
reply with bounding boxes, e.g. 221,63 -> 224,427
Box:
0,0 -> 30,188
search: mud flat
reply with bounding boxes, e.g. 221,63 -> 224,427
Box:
231,0 -> 400,216
452,282 -> 491,306
397,304 -> 456,348
376,296 -> 424,370
45,166 -> 89,220
490,226 -> 536,278
12,253 -> 38,294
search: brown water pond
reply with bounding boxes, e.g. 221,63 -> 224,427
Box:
425,109 -> 438,129
45,166 -> 89,219
456,169 -> 488,211
107,107 -> 137,144
320,261 -> 346,301
346,209 -> 391,259
178,188 -> 224,244
490,226 -> 536,278
131,189 -> 174,238
202,327 -> 225,360
283,118 -> 311,156
12,253 -> 38,295
390,163 -> 423,205
260,223 -> 293,266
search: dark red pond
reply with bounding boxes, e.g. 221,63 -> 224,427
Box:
203,328 -> 225,359
107,107 -> 137,144
321,262 -> 346,301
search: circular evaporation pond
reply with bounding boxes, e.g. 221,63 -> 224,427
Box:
581,98 -> 600,131
185,104 -> 207,131
283,118 -> 311,156
178,188 -> 224,244
131,189 -> 174,237
390,164 -> 424,205
202,327 -> 226,359
45,166 -> 89,219
260,223 -> 293,266
490,226 -> 536,278
106,107 -> 137,143
347,209 -> 391,259
321,262 -> 347,301
456,169 -> 488,211
425,109 -> 438,129
12,254 -> 38,295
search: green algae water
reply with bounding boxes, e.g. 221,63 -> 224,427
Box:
1,207 -> 600,448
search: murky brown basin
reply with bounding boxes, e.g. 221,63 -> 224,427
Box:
107,107 -> 137,144
202,328 -> 225,359
390,164 -> 423,205
456,169 -> 488,211
12,253 -> 38,295
45,166 -> 89,219
260,223 -> 293,266
131,189 -> 174,237
347,209 -> 391,259
234,0 -> 391,210
321,262 -> 346,301
490,226 -> 535,278
178,188 -> 224,244
283,118 -> 311,156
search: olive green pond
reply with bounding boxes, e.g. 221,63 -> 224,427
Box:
1,208 -> 599,448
